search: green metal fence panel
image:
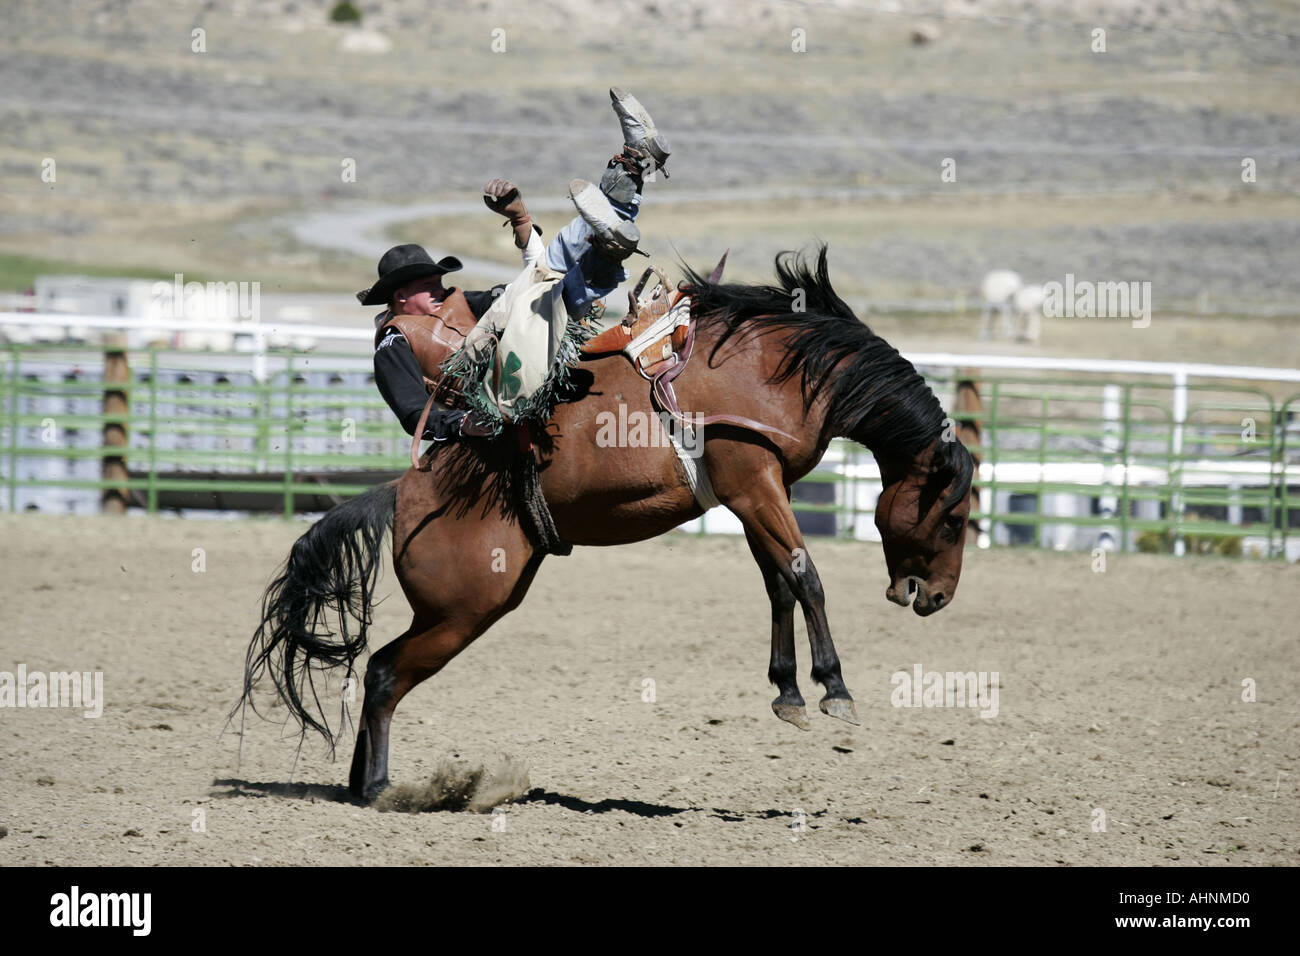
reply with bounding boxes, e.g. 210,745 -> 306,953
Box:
1,342 -> 1296,559
0,342 -> 412,517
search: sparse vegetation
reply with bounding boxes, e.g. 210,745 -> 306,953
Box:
330,1 -> 362,24
0,253 -> 180,292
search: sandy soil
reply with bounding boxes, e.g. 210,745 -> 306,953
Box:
0,510 -> 1295,866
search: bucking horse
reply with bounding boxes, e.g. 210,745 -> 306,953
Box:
236,245 -> 975,801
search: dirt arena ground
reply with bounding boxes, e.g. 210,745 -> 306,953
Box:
0,511 -> 1295,866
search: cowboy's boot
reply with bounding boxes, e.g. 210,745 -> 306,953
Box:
483,178 -> 534,249
569,178 -> 642,263
609,86 -> 670,179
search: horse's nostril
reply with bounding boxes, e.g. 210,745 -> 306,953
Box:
931,592 -> 946,607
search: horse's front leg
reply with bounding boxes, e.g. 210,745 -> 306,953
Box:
745,526 -> 808,730
790,549 -> 859,725
722,466 -> 859,726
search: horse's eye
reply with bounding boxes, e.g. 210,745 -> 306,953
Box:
941,514 -> 965,539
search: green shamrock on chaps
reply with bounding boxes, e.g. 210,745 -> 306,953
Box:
498,351 -> 523,401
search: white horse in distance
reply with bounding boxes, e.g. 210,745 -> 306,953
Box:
978,270 -> 1043,343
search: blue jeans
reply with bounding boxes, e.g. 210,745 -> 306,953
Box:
545,191 -> 640,318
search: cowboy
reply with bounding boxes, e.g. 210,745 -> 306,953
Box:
362,88 -> 670,442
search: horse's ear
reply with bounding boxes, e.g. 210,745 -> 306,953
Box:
927,439 -> 974,509
915,440 -> 961,509
707,250 -> 729,285
928,441 -> 958,482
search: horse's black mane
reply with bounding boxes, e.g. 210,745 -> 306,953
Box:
681,244 -> 973,508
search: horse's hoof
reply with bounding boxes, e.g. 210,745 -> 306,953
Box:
819,697 -> 860,725
355,777 -> 389,804
351,780 -> 384,806
348,728 -> 371,797
772,701 -> 811,731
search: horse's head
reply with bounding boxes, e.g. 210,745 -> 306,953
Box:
874,436 -> 974,616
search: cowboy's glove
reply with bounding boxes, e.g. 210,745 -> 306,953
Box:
483,179 -> 528,223
483,179 -> 534,249
459,411 -> 495,437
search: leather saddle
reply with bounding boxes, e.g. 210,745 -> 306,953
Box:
579,266 -> 695,379
578,255 -> 798,448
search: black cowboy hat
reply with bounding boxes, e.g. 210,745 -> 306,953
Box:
356,244 -> 463,306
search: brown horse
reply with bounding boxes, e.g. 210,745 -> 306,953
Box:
238,246 -> 975,801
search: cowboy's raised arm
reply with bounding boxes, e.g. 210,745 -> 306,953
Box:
483,179 -> 542,264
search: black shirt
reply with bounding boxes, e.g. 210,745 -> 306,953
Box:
372,286 -> 503,441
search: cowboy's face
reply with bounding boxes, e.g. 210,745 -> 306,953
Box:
391,274 -> 447,315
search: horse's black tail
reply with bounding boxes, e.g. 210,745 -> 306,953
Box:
236,480 -> 398,753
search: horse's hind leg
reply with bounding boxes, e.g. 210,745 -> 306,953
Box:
348,468 -> 544,801
349,616 -> 481,801
349,545 -> 544,801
